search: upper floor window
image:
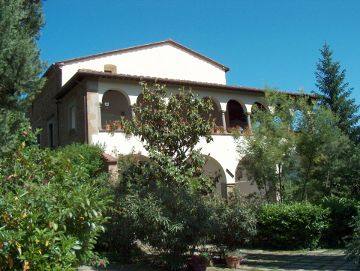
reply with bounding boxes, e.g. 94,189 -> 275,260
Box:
69,105 -> 76,130
104,64 -> 117,74
36,128 -> 41,145
48,122 -> 55,148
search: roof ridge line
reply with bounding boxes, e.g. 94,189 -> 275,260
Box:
54,39 -> 229,72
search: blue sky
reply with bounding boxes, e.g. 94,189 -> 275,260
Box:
39,0 -> 360,103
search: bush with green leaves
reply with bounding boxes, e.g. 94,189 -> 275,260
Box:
0,131 -> 111,270
100,83 -> 218,270
321,197 -> 359,247
240,91 -> 358,203
256,203 -> 329,249
346,213 -> 360,265
208,192 -> 257,255
103,154 -> 213,270
56,143 -> 105,178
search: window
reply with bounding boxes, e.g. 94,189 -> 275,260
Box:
69,105 -> 76,130
48,122 -> 54,148
104,64 -> 117,74
36,130 -> 41,145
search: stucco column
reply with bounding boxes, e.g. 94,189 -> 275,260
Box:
246,112 -> 252,130
221,110 -> 227,131
131,105 -> 136,119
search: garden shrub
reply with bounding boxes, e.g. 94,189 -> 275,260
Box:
56,143 -> 105,178
208,192 -> 257,255
256,203 -> 329,249
321,196 -> 359,247
97,155 -> 144,260
101,154 -> 213,270
346,213 -> 360,265
0,131 -> 111,270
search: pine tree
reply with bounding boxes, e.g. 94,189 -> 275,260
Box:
0,0 -> 44,110
315,43 -> 360,143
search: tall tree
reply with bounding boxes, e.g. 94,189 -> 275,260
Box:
315,43 -> 360,142
0,0 -> 44,110
240,91 -> 357,203
0,0 -> 44,156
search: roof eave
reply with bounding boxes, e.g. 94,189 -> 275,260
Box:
55,70 -> 314,100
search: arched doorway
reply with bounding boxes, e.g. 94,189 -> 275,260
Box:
235,158 -> 259,196
252,102 -> 268,113
101,90 -> 131,129
226,100 -> 247,131
202,156 -> 227,198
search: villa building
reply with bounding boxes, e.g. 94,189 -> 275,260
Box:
30,39 -> 297,197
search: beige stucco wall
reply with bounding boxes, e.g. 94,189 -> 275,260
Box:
60,43 -> 227,86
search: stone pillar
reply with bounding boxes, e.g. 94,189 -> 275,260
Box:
246,112 -> 252,131
221,110 -> 227,131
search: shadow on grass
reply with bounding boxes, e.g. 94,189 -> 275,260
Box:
96,263 -> 159,271
241,252 -> 354,270
95,251 -> 357,271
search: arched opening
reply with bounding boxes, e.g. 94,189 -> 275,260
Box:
201,97 -> 222,127
252,102 -> 268,113
101,90 -> 131,129
235,158 -> 259,196
250,102 -> 268,130
202,156 -> 227,198
226,100 -> 247,131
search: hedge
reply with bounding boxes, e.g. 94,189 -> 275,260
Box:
256,203 -> 329,249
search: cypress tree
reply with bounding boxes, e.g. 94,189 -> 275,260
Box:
0,0 -> 44,110
315,43 -> 360,143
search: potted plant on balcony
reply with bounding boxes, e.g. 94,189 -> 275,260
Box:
104,122 -> 111,131
218,126 -> 225,134
113,120 -> 123,130
242,128 -> 252,135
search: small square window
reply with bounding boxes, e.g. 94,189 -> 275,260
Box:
104,64 -> 117,74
